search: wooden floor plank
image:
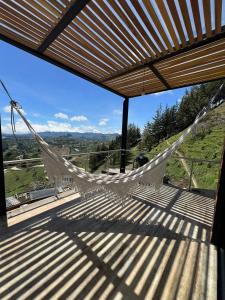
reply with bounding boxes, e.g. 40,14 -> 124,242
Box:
0,185 -> 221,299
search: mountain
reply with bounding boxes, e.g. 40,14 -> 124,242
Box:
2,131 -> 119,141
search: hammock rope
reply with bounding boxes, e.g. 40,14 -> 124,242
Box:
1,81 -> 224,200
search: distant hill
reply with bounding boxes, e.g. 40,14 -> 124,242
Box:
3,131 -> 119,141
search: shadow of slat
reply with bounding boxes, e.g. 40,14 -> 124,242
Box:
0,185 -> 218,300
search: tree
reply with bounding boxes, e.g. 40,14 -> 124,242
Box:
127,123 -> 141,148
142,79 -> 225,150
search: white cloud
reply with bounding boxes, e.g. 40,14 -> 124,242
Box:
32,112 -> 40,117
98,118 -> 109,126
70,115 -> 88,122
54,112 -> 68,119
154,90 -> 173,96
3,106 -> 11,113
3,105 -> 26,115
2,117 -> 10,122
177,98 -> 182,103
113,109 -> 122,115
1,119 -> 101,134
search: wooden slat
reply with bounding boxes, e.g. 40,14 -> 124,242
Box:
0,25 -> 38,49
105,68 -> 152,85
156,0 -> 180,49
159,58 -> 225,81
167,0 -> 186,47
168,70 -> 225,88
215,0 -> 222,34
1,7 -> 46,38
143,0 -> 173,52
69,22 -> 127,69
156,39 -> 225,69
24,0 -> 59,21
2,1 -> 52,31
161,57 -> 225,79
15,0 -> 56,26
46,48 -> 103,80
108,0 -> 155,57
64,27 -> 122,72
178,0 -> 194,44
89,1 -> 145,61
98,0 -> 150,59
56,34 -> 115,74
157,46 -> 225,72
37,0 -> 62,17
117,0 -> 159,56
82,8 -> 138,64
108,80 -> 164,94
76,14 -> 133,66
114,83 -> 164,94
203,0 -> 212,37
190,0 -> 203,41
0,13 -> 42,43
115,83 -> 165,96
106,74 -> 161,90
52,39 -> 109,78
131,1 -> 166,53
168,67 -> 225,84
0,0 -> 225,97
1,3 -> 49,34
46,0 -> 65,12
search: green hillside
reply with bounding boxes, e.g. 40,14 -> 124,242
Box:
133,102 -> 225,190
4,102 -> 225,197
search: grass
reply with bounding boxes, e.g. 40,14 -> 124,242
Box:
4,103 -> 225,196
144,103 -> 225,190
5,166 -> 49,197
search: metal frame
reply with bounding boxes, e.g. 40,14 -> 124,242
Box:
38,0 -> 91,52
0,34 -> 126,98
149,64 -> 171,89
120,97 -> 129,173
1,19 -> 225,238
102,27 -> 225,84
131,76 -> 225,99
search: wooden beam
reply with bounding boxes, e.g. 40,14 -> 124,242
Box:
38,0 -> 91,53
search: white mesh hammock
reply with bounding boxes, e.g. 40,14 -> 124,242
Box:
10,83 -> 224,201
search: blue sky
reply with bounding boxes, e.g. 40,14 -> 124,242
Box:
0,41 -> 188,134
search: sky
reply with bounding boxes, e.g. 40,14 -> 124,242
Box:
0,41 -> 188,134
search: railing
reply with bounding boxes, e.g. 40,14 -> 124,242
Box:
3,149 -> 221,202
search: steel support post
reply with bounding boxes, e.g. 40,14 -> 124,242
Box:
120,97 -> 129,173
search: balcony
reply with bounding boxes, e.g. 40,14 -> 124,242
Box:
1,151 -> 224,300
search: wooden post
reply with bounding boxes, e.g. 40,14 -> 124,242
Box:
211,138 -> 225,249
120,97 -> 129,173
0,117 -> 7,218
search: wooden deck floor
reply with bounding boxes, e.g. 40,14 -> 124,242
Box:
0,185 -> 223,299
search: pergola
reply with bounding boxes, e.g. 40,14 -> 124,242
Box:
0,1 -> 225,246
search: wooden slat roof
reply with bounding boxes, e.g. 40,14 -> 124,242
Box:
0,0 -> 225,98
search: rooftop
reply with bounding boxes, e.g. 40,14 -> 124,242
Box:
1,0 -> 225,97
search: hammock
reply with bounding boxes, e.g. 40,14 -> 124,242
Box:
6,83 -> 225,201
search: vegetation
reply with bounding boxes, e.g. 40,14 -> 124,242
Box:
5,166 -> 49,197
3,80 -> 225,196
142,80 -> 225,151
